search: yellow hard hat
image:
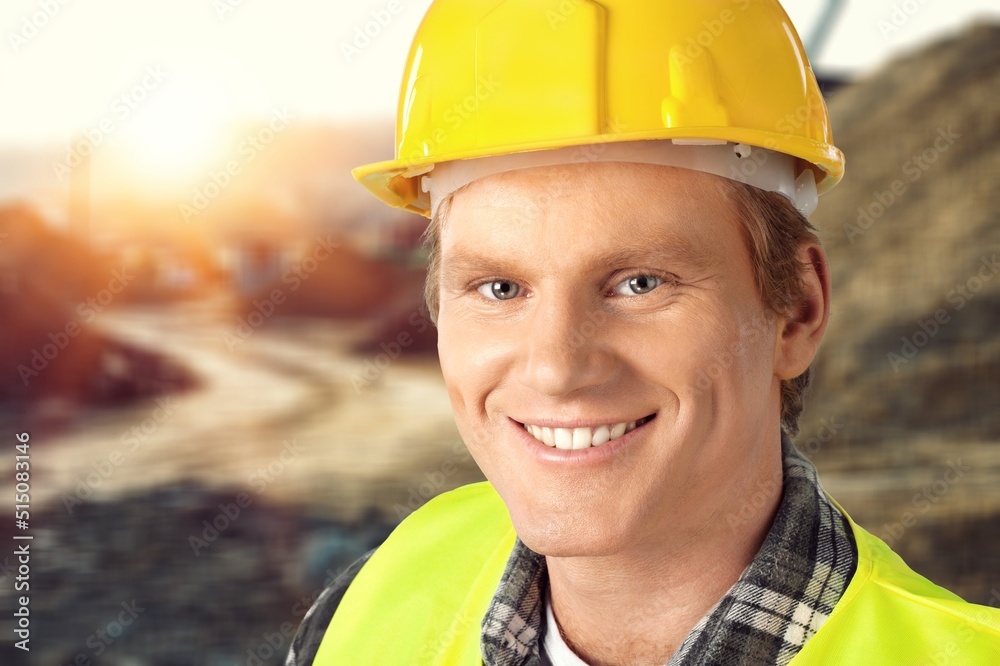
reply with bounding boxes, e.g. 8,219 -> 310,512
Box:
352,0 -> 844,218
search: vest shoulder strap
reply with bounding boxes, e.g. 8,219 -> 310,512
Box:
792,514 -> 1000,664
314,481 -> 516,665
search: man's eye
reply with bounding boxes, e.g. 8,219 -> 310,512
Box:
477,280 -> 520,300
613,275 -> 663,296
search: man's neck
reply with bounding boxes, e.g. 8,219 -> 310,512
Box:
543,449 -> 783,666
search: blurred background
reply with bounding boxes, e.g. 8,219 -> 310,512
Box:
0,0 -> 998,663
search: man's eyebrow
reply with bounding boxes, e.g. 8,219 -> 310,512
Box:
588,235 -> 716,272
439,248 -> 521,284
440,234 -> 715,282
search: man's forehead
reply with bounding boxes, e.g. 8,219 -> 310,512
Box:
441,165 -> 732,263
440,211 -> 725,280
451,160 -> 725,202
444,162 -> 735,233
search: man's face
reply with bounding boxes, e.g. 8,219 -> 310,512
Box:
436,162 -> 784,556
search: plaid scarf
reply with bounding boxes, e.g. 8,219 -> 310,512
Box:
481,434 -> 858,666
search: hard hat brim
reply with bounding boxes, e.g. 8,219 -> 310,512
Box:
353,129 -> 844,218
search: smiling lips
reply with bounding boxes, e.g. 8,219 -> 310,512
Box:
519,415 -> 655,450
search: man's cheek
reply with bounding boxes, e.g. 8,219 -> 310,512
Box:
661,322 -> 751,396
634,343 -> 716,396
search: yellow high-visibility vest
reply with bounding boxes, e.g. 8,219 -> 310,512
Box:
315,482 -> 1000,664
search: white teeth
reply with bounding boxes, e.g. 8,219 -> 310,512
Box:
523,418 -> 650,450
592,425 -> 611,447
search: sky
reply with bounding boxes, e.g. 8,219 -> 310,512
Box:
1,0 -> 997,150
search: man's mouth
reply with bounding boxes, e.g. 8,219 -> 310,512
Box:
516,414 -> 656,450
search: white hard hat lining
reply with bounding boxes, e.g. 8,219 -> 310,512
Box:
423,140 -> 818,219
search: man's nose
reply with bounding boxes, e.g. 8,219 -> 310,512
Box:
515,296 -> 614,397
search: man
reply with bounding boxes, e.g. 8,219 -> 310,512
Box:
288,1 -> 1000,663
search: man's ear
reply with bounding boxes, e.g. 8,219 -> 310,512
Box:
774,242 -> 831,380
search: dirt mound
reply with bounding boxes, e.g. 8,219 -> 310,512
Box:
802,23 -> 1000,454
0,204 -> 197,424
351,271 -> 438,358
240,237 -> 409,320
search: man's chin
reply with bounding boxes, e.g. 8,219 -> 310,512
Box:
516,526 -> 627,559
507,501 -> 634,558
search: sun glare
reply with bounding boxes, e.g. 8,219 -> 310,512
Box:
115,81 -> 233,192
